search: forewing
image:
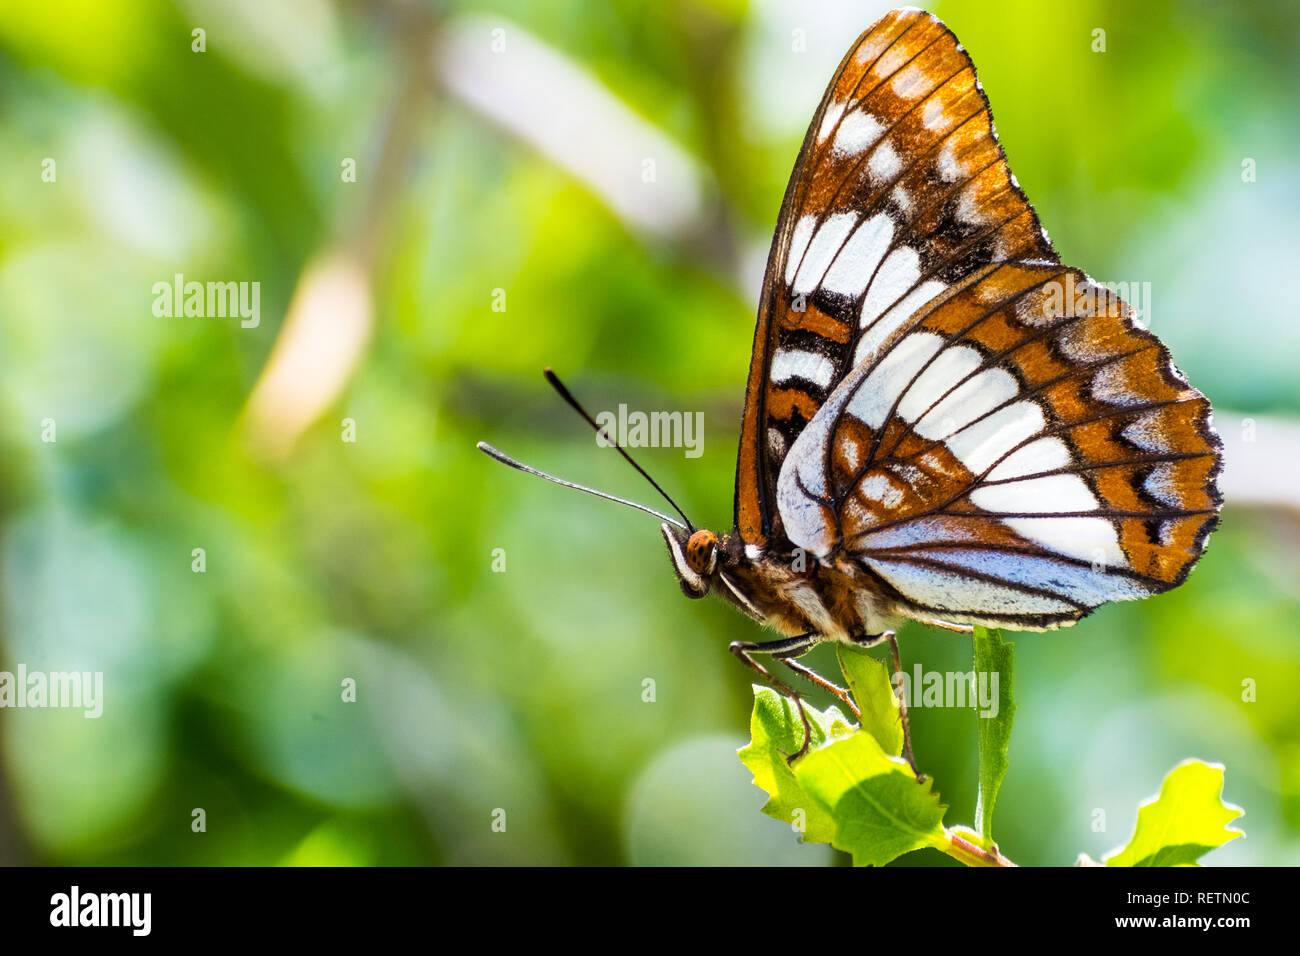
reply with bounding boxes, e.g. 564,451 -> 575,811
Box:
736,7 -> 1056,545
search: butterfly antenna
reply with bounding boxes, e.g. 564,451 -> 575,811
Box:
542,368 -> 695,532
476,442 -> 688,530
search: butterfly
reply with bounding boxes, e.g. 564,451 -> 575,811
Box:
480,7 -> 1222,771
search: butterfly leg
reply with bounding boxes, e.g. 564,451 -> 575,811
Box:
885,631 -> 923,782
775,654 -> 860,720
729,634 -> 821,763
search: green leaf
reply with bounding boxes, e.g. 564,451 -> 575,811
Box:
1104,760 -> 1244,867
738,686 -> 855,844
795,732 -> 947,866
972,625 -> 1015,848
835,644 -> 903,756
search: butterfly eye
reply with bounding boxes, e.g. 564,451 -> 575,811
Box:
686,530 -> 719,576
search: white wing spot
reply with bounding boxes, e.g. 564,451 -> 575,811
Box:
770,349 -> 835,389
832,111 -> 884,157
921,96 -> 948,130
971,474 -> 1099,514
860,472 -> 905,509
1015,288 -> 1062,328
1092,362 -> 1145,406
822,212 -> 893,299
766,426 -> 786,461
899,345 -> 986,428
937,140 -> 965,182
784,215 -> 817,287
846,332 -> 945,429
987,437 -> 1073,481
856,278 -> 948,364
946,401 -> 1046,476
1143,461 -> 1183,507
792,213 -> 859,297
1056,322 -> 1108,362
855,30 -> 893,64
868,139 -> 903,182
1003,516 -> 1126,567
955,185 -> 987,225
891,184 -> 913,213
859,246 -> 920,330
913,361 -> 1019,442
817,100 -> 848,144
892,63 -> 928,100
1122,412 -> 1171,453
873,44 -> 913,79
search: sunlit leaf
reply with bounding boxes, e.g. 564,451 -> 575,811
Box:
795,732 -> 947,867
835,644 -> 902,756
279,819 -> 374,867
738,686 -> 854,844
1104,760 -> 1243,867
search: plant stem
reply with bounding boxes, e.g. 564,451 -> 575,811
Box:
932,828 -> 1017,867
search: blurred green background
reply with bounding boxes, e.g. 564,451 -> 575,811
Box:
1,0 -> 1297,866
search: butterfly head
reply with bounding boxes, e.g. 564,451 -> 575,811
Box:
662,524 -> 720,599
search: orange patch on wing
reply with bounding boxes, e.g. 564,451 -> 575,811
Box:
782,301 -> 853,344
1118,514 -> 1216,583
1006,338 -> 1073,386
831,417 -> 874,499
766,385 -> 821,423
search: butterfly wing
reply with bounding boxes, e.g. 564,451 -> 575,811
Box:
776,263 -> 1222,629
736,7 -> 1056,546
739,8 -> 1222,628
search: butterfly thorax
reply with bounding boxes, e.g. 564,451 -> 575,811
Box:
661,523 -> 896,642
